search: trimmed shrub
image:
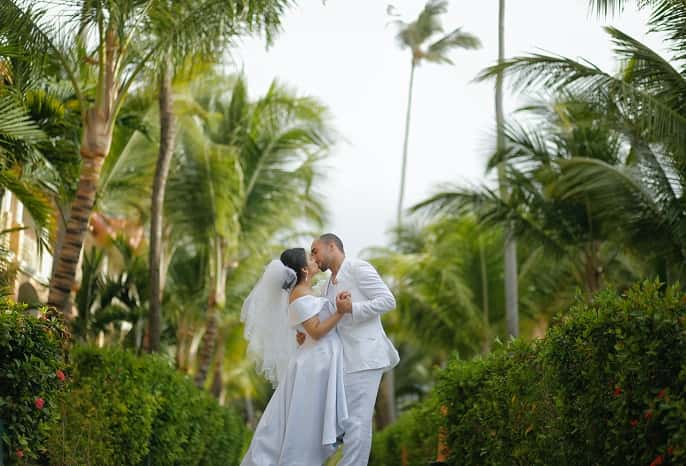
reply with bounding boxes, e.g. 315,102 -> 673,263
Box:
437,339 -> 557,465
371,281 -> 686,466
370,394 -> 441,466
0,300 -> 68,464
540,281 -> 686,465
47,346 -> 246,466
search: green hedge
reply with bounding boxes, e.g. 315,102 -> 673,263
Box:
537,281 -> 686,465
370,395 -> 441,466
437,339 -> 557,465
371,281 -> 686,466
0,300 -> 68,464
47,346 -> 246,466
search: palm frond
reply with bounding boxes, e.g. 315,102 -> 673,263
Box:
0,95 -> 45,149
477,51 -> 686,154
0,1 -> 84,107
424,28 -> 481,64
647,1 -> 686,61
118,0 -> 292,112
0,168 -> 53,233
588,0 -> 634,16
606,27 -> 686,112
394,0 -> 447,49
553,157 -> 685,258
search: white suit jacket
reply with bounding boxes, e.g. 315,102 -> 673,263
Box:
324,258 -> 400,374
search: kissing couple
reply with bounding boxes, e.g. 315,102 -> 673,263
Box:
240,233 -> 399,466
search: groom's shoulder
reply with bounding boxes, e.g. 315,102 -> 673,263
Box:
347,258 -> 378,274
347,257 -> 367,268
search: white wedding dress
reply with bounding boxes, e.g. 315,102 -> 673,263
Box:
240,295 -> 349,466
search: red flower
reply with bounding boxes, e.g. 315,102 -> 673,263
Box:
657,389 -> 666,399
644,410 -> 654,420
630,419 -> 639,428
56,369 -> 66,382
650,454 -> 664,466
613,386 -> 622,397
16,449 -> 24,458
35,397 -> 45,410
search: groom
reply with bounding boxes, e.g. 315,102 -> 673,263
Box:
308,233 -> 399,466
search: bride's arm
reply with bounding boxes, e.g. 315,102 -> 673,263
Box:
301,298 -> 349,340
301,313 -> 342,340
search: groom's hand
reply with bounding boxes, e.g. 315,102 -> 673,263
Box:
296,331 -> 306,346
336,291 -> 353,314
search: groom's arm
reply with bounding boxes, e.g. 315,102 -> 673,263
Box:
350,260 -> 396,323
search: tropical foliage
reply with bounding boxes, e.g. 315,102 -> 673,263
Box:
3,0 -> 686,462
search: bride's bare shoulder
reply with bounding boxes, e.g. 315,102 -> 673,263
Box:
289,287 -> 317,304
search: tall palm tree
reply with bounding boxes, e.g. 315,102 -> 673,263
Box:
475,0 -> 686,283
161,74 -> 332,387
386,0 -> 480,427
495,0 -> 519,338
147,1 -> 291,353
391,0 -> 480,227
0,0 -> 286,315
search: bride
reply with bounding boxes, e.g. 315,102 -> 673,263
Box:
240,247 -> 350,466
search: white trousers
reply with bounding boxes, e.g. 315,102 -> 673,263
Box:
338,369 -> 384,466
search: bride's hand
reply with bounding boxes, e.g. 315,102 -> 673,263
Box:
336,291 -> 352,314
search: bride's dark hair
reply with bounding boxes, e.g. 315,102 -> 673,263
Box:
280,248 -> 307,287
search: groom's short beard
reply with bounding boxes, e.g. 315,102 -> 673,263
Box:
318,260 -> 330,272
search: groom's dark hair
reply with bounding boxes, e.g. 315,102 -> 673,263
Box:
319,233 -> 344,254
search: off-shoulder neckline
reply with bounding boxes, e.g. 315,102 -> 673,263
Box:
289,294 -> 325,306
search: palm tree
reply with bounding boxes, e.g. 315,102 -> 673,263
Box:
370,219 -> 490,358
0,47 -> 83,261
475,1 -> 686,283
495,0 -> 519,338
72,238 -> 148,347
160,74 -> 332,387
0,0 -> 287,315
147,1 -> 291,353
0,95 -> 52,238
413,96 -> 649,295
391,0 -> 480,227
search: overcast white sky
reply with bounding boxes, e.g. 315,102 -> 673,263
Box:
233,1 -> 664,257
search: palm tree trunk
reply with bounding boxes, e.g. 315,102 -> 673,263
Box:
48,109 -> 113,314
375,371 -> 396,429
176,319 -> 187,370
583,241 -> 602,295
387,59 -> 416,431
147,60 -> 176,353
479,237 -> 491,352
48,27 -> 118,316
195,244 -> 227,388
210,335 -> 225,399
503,231 -> 518,336
49,204 -> 69,285
244,392 -> 256,428
397,61 -> 416,227
495,0 -> 519,338
195,299 -> 219,388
